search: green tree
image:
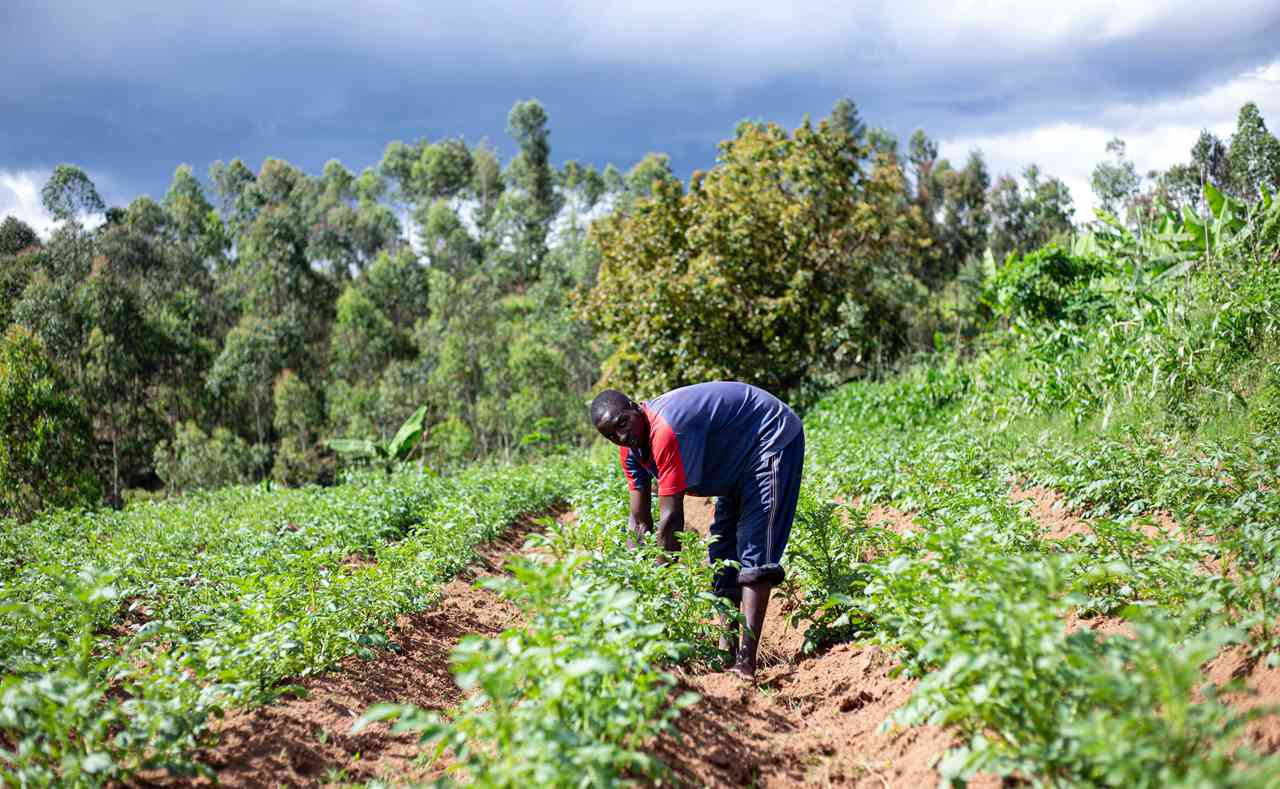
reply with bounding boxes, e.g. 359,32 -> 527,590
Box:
41,164 -> 104,226
0,216 -> 39,256
154,421 -> 264,493
420,199 -> 480,274
330,285 -> 403,382
208,313 -> 304,446
413,138 -> 474,203
1090,137 -> 1141,219
1227,102 -> 1280,201
471,141 -> 506,240
991,165 -> 1074,259
309,160 -> 400,278
623,153 -> 677,201
0,326 -> 100,520
364,247 -> 430,332
503,100 -> 561,284
271,370 -> 328,485
583,118 -> 915,401
827,97 -> 867,143
162,165 -> 225,261
0,217 -> 39,326
939,151 -> 991,269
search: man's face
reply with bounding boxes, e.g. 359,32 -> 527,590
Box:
595,404 -> 646,449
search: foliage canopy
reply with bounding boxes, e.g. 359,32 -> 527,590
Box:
583,118 -> 925,402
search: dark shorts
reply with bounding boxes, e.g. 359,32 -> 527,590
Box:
709,431 -> 805,603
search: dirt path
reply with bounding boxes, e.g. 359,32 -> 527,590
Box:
132,510 -> 562,788
651,497 -> 984,788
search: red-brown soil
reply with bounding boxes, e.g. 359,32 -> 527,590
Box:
1009,483 -> 1092,540
1206,645 -> 1280,755
650,498 -> 997,788
1013,484 -> 1280,758
130,511 -> 562,789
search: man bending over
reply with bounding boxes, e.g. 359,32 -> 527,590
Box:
590,381 -> 805,679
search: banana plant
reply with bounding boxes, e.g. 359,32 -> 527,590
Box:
327,405 -> 431,472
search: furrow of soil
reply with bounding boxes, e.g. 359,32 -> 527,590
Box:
130,510 -> 562,789
652,497 -> 987,788
1011,483 -> 1280,757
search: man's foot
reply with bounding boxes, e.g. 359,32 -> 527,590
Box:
727,659 -> 756,682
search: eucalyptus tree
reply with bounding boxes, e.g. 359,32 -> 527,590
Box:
41,164 -> 104,226
471,141 -> 506,243
0,326 -> 100,519
211,159 -> 334,450
990,165 -> 1074,260
503,99 -> 561,285
1227,102 -> 1280,202
938,151 -> 991,271
1090,138 -> 1141,220
208,158 -> 257,239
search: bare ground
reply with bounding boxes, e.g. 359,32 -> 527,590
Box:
648,497 -> 995,788
130,510 -> 562,789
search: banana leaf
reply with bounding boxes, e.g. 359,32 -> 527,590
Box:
327,438 -> 383,458
387,405 -> 428,462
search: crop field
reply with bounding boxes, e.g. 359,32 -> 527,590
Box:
5,192 -> 1280,788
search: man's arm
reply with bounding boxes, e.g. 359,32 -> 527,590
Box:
656,492 -> 685,553
628,485 -> 654,545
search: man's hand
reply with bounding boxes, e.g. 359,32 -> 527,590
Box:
628,487 -> 684,557
628,486 -> 654,547
656,492 -> 685,553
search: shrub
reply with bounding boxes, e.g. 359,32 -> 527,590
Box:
985,244 -> 1109,323
153,421 -> 266,493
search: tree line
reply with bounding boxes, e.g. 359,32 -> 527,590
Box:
2,97 -> 1278,519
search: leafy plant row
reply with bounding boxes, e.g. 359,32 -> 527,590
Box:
359,471 -> 727,787
0,458 -> 594,785
775,192 -> 1280,786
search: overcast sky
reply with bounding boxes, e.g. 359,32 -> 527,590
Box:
3,1 -> 1280,234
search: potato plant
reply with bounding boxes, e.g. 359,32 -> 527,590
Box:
0,458 -> 595,784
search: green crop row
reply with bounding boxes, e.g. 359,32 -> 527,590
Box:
0,458 -> 595,786
357,467 -> 725,787
780,208 -> 1280,785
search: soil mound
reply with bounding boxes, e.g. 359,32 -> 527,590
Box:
654,643 -> 986,788
670,497 -> 986,787
130,511 -> 555,788
1206,645 -> 1280,755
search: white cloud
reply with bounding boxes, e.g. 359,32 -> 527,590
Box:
0,171 -> 57,238
939,57 -> 1280,219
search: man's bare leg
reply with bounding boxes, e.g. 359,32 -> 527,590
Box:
730,581 -> 772,679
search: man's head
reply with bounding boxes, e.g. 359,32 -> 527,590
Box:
590,389 -> 647,449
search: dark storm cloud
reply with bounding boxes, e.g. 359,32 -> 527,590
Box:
2,0 -> 1279,206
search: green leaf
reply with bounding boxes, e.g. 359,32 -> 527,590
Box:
353,703 -> 411,733
564,657 -> 616,677
387,405 -> 428,462
1093,207 -> 1127,232
326,438 -> 379,457
1203,181 -> 1225,218
81,753 -> 113,774
1153,260 -> 1194,283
